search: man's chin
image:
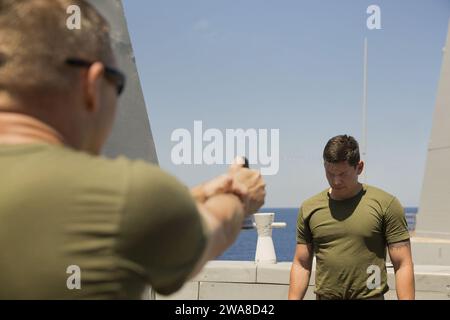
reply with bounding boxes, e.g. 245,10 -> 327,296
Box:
331,188 -> 349,198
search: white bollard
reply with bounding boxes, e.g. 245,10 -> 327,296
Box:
254,213 -> 286,264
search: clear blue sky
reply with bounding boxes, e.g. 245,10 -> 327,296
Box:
122,0 -> 450,207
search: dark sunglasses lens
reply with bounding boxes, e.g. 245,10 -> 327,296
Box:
66,59 -> 125,96
118,77 -> 125,95
105,71 -> 125,96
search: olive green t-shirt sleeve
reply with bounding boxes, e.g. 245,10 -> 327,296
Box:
384,197 -> 410,244
117,160 -> 207,296
296,206 -> 312,244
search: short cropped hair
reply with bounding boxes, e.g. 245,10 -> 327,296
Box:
0,0 -> 113,96
323,135 -> 360,167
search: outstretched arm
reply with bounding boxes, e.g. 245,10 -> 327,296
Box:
188,166 -> 266,279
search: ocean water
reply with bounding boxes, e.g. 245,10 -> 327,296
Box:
217,207 -> 418,262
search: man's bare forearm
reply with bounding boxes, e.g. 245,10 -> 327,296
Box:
389,240 -> 415,300
201,194 -> 245,255
191,184 -> 207,203
394,263 -> 415,300
188,194 -> 245,278
288,262 -> 311,300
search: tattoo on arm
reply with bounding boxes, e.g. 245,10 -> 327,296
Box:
388,240 -> 413,273
388,240 -> 411,250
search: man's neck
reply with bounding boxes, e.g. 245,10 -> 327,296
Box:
0,112 -> 65,146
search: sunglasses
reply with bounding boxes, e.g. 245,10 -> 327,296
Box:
65,58 -> 126,96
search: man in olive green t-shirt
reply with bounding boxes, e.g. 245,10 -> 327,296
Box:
288,135 -> 415,300
0,0 -> 266,299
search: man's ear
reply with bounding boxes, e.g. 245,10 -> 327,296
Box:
357,161 -> 364,175
84,62 -> 105,113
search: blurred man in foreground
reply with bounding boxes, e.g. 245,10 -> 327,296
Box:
0,0 -> 265,299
